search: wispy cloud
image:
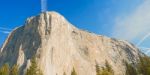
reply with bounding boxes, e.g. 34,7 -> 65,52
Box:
0,27 -> 12,34
0,30 -> 10,34
112,0 -> 150,42
0,27 -> 12,31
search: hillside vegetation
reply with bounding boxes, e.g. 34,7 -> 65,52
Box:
0,56 -> 149,75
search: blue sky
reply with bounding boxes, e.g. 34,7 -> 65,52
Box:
0,0 -> 150,54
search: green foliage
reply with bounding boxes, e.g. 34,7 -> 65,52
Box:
25,56 -> 43,75
71,67 -> 77,75
123,56 -> 150,75
95,61 -> 114,75
10,64 -> 19,75
0,63 -> 10,75
95,64 -> 101,75
0,56 -> 149,75
100,68 -> 112,75
105,61 -> 114,75
138,56 -> 150,75
125,62 -> 137,75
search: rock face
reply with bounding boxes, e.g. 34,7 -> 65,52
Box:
0,11 -> 143,75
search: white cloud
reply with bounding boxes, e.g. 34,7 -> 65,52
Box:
0,27 -> 12,31
0,30 -> 10,34
0,27 -> 12,34
112,0 -> 150,43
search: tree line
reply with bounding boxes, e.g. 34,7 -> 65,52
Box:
0,56 -> 43,75
70,56 -> 150,75
125,56 -> 150,75
0,56 -> 150,75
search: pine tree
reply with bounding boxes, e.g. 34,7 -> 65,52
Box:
0,63 -> 10,75
100,67 -> 113,75
100,69 -> 112,75
95,61 -> 114,75
71,67 -> 77,75
95,64 -> 101,75
105,61 -> 114,75
10,64 -> 19,75
138,56 -> 150,75
25,56 -> 43,75
125,62 -> 137,75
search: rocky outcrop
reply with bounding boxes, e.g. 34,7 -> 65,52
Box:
0,11 -> 143,75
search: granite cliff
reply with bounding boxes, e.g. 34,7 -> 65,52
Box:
0,11 -> 144,75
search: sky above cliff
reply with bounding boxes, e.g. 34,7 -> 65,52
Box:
0,0 -> 150,54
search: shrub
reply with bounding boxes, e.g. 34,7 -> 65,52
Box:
71,67 -> 77,75
25,56 -> 43,75
0,63 -> 10,75
95,61 -> 114,75
10,64 -> 19,75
